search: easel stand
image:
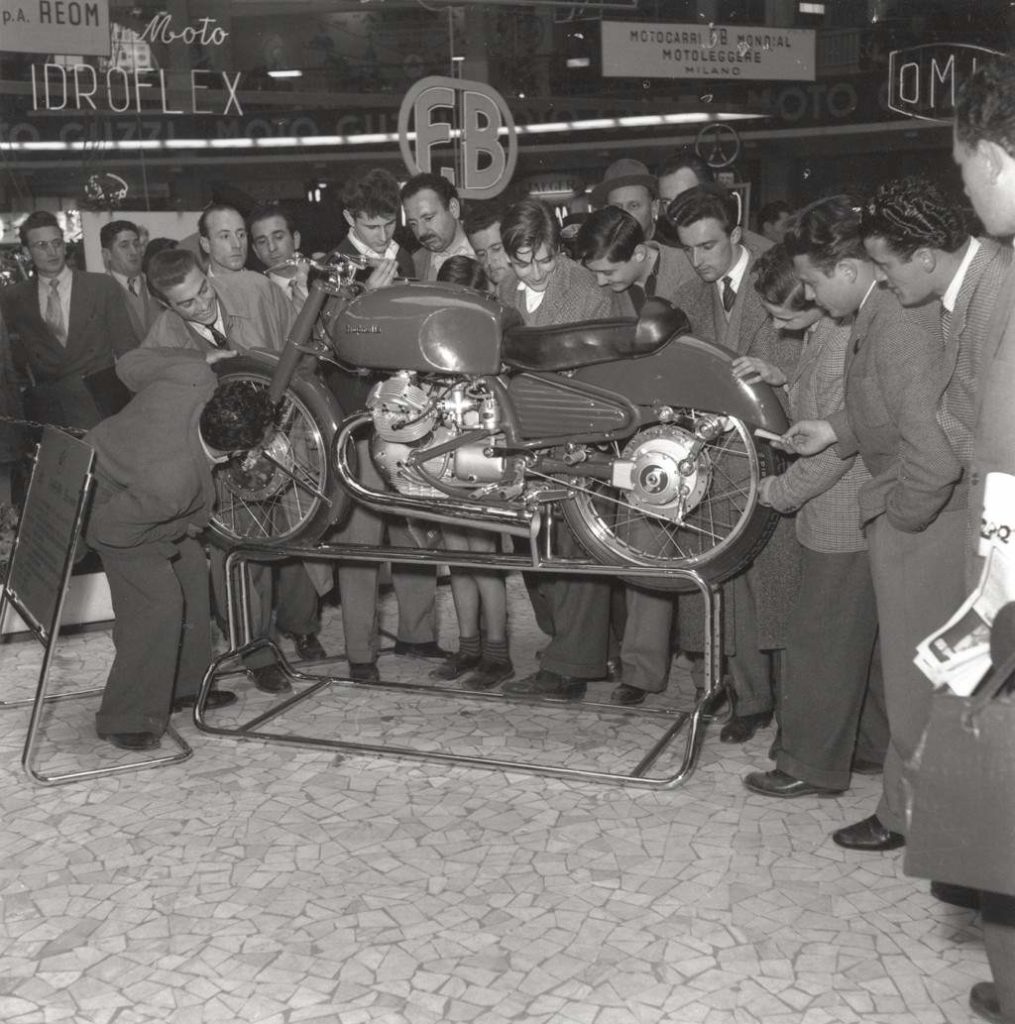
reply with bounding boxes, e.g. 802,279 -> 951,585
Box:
196,534 -> 727,789
0,427 -> 191,785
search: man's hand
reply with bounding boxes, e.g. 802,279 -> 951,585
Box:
757,475 -> 777,506
364,258 -> 398,291
205,350 -> 237,365
780,418 -> 837,455
731,356 -> 786,387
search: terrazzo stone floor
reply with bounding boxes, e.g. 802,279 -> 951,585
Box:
0,575 -> 991,1024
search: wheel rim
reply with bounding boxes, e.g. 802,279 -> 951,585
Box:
210,375 -> 328,544
566,413 -> 760,570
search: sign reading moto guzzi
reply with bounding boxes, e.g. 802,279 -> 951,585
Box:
602,21 -> 815,82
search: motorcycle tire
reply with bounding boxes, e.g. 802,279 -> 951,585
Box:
560,413 -> 784,593
206,354 -> 350,552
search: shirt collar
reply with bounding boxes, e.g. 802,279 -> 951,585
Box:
941,236 -> 980,313
718,244 -> 749,295
38,265 -> 72,291
347,231 -> 400,262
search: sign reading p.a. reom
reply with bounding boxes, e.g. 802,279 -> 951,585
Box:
1,0 -> 110,57
602,21 -> 815,82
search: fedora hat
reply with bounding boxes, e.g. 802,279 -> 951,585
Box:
589,158 -> 658,207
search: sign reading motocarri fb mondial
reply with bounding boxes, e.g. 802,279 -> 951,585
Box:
602,21 -> 815,82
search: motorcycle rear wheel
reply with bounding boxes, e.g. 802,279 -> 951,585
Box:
207,355 -> 348,551
560,412 -> 783,592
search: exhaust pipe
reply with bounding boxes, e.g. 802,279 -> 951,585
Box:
333,414 -> 535,538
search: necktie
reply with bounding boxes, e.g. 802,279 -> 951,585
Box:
629,285 -> 646,316
721,275 -> 736,313
941,306 -> 953,341
45,277 -> 66,343
208,324 -> 230,349
127,277 -> 139,297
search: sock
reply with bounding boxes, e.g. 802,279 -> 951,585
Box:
458,634 -> 481,659
483,638 -> 510,665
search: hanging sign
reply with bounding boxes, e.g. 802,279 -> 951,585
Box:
1,0 -> 110,57
888,43 -> 1007,123
398,76 -> 517,200
602,21 -> 815,81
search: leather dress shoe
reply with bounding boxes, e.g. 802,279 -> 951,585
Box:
930,881 -> 981,911
171,689 -> 238,713
348,661 -> 380,682
832,813 -> 905,851
100,731 -> 161,751
290,633 -> 327,661
502,670 -> 586,701
720,711 -> 773,744
970,982 -> 1005,1024
248,665 -> 293,694
743,768 -> 842,798
611,683 -> 647,706
393,640 -> 452,659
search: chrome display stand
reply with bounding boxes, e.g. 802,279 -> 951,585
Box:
196,523 -> 726,789
0,427 -> 191,785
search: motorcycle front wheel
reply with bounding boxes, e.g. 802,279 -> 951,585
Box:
207,355 -> 349,551
560,412 -> 783,592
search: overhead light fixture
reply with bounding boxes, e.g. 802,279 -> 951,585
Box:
799,2 -> 825,12
4,111 -> 762,154
566,57 -> 591,68
451,55 -> 465,62
268,69 -> 303,79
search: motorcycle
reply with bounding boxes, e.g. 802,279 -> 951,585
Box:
207,255 -> 789,593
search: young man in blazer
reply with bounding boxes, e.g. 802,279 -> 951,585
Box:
861,175 -> 1012,588
784,195 -> 965,854
1,211 -> 139,432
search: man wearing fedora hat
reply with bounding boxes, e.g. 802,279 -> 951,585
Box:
590,158 -> 661,242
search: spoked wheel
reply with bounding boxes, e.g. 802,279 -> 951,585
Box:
560,410 -> 783,592
207,355 -> 349,551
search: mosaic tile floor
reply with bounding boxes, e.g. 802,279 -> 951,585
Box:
0,577 -> 990,1023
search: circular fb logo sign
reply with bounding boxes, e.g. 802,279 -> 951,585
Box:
695,124 -> 741,169
398,76 -> 518,200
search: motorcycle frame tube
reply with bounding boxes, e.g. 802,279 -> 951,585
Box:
572,333 -> 790,434
196,543 -> 726,790
267,278 -> 334,405
333,413 -> 535,537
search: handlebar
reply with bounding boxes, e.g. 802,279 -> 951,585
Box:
265,252 -> 370,284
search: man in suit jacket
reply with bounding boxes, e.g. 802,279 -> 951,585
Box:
0,211 -> 139,432
861,175 -> 1012,585
85,348 -> 270,750
100,219 -> 160,339
401,173 -> 474,282
248,202 -> 311,310
947,59 -> 1015,1024
143,247 -> 295,354
667,185 -> 801,740
784,195 -> 964,854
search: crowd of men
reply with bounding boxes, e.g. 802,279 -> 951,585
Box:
1,58 -> 1014,1022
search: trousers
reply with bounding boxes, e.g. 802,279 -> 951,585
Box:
95,536 -> 210,737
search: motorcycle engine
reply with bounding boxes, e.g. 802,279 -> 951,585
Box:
367,372 -> 506,498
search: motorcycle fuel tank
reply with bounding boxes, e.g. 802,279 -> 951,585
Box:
328,282 -> 521,375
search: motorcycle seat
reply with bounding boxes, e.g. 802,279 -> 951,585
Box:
501,299 -> 691,372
